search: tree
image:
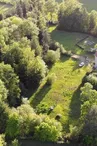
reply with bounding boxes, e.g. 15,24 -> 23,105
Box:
17,104 -> 35,137
0,102 -> 8,133
44,49 -> 60,65
0,80 -> 8,102
45,0 -> 58,21
31,36 -> 42,56
58,0 -> 90,33
80,82 -> 93,103
0,63 -> 21,107
80,82 -> 97,120
18,20 -> 39,40
34,117 -> 62,142
27,56 -> 47,88
39,29 -> 51,54
11,139 -> 20,146
89,10 -> 97,32
81,105 -> 97,144
0,135 -> 6,146
6,114 -> 19,139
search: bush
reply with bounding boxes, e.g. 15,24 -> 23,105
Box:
6,114 -> 19,139
0,134 -> 6,146
44,49 -> 60,65
50,42 -> 66,55
36,103 -> 49,114
46,73 -> 57,85
34,117 -> 62,142
86,73 -> 97,89
0,102 -> 8,133
11,139 -> 20,146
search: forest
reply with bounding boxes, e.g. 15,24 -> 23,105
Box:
0,0 -> 97,146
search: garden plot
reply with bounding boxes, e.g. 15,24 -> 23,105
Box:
77,36 -> 97,52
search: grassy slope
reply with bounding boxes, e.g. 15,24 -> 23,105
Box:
30,56 -> 91,132
30,0 -> 93,134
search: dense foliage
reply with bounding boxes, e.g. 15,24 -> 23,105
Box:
1,0 -> 97,145
0,0 -> 63,145
58,0 -> 97,36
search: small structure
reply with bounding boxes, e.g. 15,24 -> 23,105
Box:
95,51 -> 97,68
89,48 -> 96,52
79,62 -> 85,67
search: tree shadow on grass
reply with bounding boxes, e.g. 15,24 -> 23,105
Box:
31,83 -> 51,108
60,55 -> 70,63
72,61 -> 79,71
69,84 -> 82,121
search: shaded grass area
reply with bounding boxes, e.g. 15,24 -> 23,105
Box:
31,83 -> 51,108
78,36 -> 97,51
50,28 -> 88,55
0,2 -> 13,14
56,0 -> 63,3
50,27 -> 97,62
30,56 -> 91,132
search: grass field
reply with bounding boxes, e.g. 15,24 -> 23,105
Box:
30,56 -> 91,132
49,26 -> 87,55
56,0 -> 63,3
49,26 -> 97,57
30,26 -> 93,133
80,0 -> 97,11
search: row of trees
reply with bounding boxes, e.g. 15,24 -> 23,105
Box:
0,0 -> 63,145
71,79 -> 97,145
58,0 -> 97,36
0,101 -> 62,142
0,0 -> 61,107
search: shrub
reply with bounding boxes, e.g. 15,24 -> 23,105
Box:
86,73 -> 97,89
0,134 -> 6,146
44,49 -> 60,65
6,114 -> 19,139
50,42 -> 66,55
46,73 -> 57,85
36,103 -> 49,114
11,139 -> 20,146
34,117 -> 62,142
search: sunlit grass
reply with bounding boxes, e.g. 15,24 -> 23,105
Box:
30,57 -> 92,132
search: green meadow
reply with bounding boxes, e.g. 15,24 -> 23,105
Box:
30,26 -> 92,132
30,56 -> 91,131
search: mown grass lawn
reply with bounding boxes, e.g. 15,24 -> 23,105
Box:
80,0 -> 97,11
56,0 -> 63,3
30,56 -> 91,132
50,27 -> 88,55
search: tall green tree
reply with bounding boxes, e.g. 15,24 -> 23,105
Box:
0,63 -> 21,107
